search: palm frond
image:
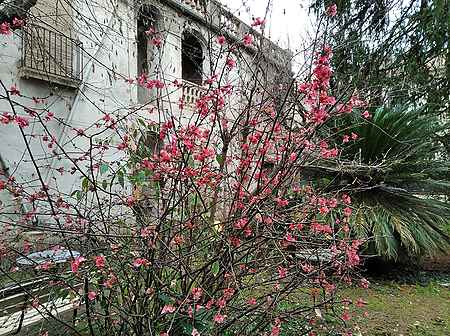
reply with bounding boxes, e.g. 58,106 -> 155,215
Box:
314,105 -> 450,260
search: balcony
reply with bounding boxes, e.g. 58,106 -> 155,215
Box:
163,0 -> 207,17
19,24 -> 83,88
182,80 -> 207,109
181,0 -> 205,11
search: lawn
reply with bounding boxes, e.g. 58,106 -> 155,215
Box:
344,274 -> 450,336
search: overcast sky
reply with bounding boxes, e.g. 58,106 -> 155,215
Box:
220,0 -> 313,49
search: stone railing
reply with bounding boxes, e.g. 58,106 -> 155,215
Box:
182,80 -> 207,108
173,0 -> 207,16
163,0 -> 292,67
219,11 -> 241,38
182,0 -> 204,10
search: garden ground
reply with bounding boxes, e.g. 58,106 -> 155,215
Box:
345,272 -> 450,336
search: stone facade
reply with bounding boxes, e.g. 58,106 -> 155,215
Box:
0,0 -> 292,226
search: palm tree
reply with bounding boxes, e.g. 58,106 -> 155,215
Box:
310,106 -> 450,261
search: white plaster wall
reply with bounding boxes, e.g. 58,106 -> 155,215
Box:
0,0 -> 289,228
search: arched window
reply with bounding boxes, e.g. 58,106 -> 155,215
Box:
137,5 -> 158,102
182,31 -> 203,85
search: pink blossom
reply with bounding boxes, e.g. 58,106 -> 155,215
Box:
87,291 -> 97,301
0,22 -> 11,35
36,261 -> 52,271
233,217 -> 248,229
94,255 -> 106,269
217,35 -> 226,45
326,4 -> 337,17
70,256 -> 86,273
362,110 -> 371,119
289,152 -> 297,162
161,304 -> 176,314
343,207 -> 352,217
342,135 -> 350,143
270,319 -> 282,336
144,27 -> 155,36
247,297 -> 257,305
117,141 -> 128,150
103,274 -> 117,288
44,111 -> 54,121
9,85 -> 20,95
356,298 -> 367,307
191,328 -> 200,336
341,310 -> 351,321
75,128 -> 85,136
351,132 -> 358,140
12,18 -> 25,28
15,115 -> 29,128
328,198 -> 338,208
151,37 -> 162,47
191,287 -> 203,301
205,74 -> 218,84
278,266 -> 287,278
126,195 -> 136,206
243,34 -> 253,46
213,313 -> 226,323
223,287 -> 235,300
159,149 -> 172,162
133,257 -> 150,267
226,57 -> 236,69
341,193 -> 352,204
346,247 -> 360,267
301,263 -> 314,273
205,299 -> 215,309
319,206 -> 329,215
1,112 -> 13,124
216,297 -> 226,309
275,198 -> 289,207
32,298 -> 40,308
243,226 -> 252,237
140,226 -> 154,238
360,278 -> 370,289
229,236 -> 241,247
251,17 -> 265,27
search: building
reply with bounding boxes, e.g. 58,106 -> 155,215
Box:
0,0 -> 292,227
0,2 -> 292,332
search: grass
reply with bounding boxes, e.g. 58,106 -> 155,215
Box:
343,277 -> 450,336
2,264 -> 449,335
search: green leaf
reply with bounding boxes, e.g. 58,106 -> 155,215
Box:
158,292 -> 171,304
117,170 -> 125,188
216,154 -> 224,165
211,261 -> 219,276
100,163 -> 109,175
82,177 -> 89,192
137,118 -> 146,127
71,190 -> 83,200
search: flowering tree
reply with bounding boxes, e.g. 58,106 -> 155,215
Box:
0,3 -> 370,335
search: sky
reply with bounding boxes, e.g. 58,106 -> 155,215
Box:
219,0 -> 313,50
219,0 -> 316,70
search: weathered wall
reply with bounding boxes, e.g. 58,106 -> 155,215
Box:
0,0 -> 291,228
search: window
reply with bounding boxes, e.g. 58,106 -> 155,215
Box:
138,130 -> 162,157
182,31 -> 203,85
137,5 -> 158,103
